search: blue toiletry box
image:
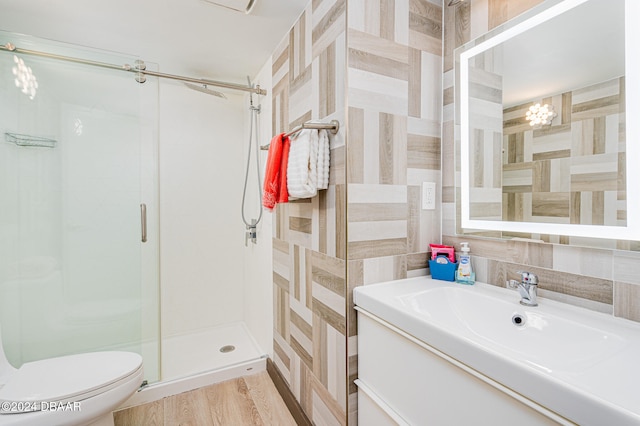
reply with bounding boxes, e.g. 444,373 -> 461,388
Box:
429,258 -> 458,282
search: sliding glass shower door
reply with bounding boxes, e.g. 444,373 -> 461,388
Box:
0,31 -> 160,382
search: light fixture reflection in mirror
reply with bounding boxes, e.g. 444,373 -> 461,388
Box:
12,55 -> 38,100
525,103 -> 556,127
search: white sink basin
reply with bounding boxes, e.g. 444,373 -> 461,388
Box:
354,277 -> 640,425
398,286 -> 626,373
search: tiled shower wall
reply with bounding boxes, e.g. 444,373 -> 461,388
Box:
442,0 -> 640,319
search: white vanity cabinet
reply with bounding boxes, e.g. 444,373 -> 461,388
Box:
355,309 -> 567,426
354,277 -> 640,425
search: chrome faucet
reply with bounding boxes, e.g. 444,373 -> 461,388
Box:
507,271 -> 538,307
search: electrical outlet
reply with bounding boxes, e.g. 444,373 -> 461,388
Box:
422,182 -> 436,210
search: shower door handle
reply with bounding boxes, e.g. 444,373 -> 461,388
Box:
140,203 -> 147,243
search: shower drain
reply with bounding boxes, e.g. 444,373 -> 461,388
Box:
219,345 -> 236,353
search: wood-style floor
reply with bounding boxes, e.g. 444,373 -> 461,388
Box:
113,372 -> 297,426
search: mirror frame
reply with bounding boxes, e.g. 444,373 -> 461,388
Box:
459,0 -> 640,240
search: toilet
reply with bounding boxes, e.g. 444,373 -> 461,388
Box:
0,333 -> 143,426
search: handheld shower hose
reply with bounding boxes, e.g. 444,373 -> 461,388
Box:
241,77 -> 263,244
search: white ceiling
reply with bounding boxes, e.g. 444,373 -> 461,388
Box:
0,0 -> 308,86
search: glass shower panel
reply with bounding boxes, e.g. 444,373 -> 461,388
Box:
0,31 -> 159,382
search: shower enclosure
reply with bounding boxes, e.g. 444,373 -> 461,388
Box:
0,31 -> 161,381
0,29 -> 270,391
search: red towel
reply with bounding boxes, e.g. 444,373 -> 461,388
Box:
262,133 -> 291,211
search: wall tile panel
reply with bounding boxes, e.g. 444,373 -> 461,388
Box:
346,0 -> 443,421
271,0 -> 347,423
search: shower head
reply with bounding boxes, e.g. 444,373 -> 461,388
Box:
201,0 -> 258,14
184,83 -> 227,99
448,0 -> 466,5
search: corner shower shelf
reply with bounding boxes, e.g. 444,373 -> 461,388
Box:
5,132 -> 57,148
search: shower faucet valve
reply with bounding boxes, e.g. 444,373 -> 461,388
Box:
245,219 -> 257,246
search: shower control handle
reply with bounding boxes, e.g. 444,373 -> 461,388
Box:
140,203 -> 147,243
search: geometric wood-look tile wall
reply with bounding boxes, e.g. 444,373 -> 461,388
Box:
443,0 -> 640,329
271,0 -> 443,424
271,0 -> 348,424
502,77 -> 626,227
272,0 -> 640,424
346,0 -> 443,423
347,0 -> 443,267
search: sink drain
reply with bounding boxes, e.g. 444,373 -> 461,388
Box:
219,345 -> 236,353
512,314 -> 525,326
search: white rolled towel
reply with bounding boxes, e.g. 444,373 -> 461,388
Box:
287,129 -> 318,198
317,129 -> 329,189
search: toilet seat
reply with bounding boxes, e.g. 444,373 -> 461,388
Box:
0,351 -> 142,413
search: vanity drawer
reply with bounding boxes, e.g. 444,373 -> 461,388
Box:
355,379 -> 409,426
357,309 -> 565,425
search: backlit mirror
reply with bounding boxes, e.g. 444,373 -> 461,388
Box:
457,0 -> 639,241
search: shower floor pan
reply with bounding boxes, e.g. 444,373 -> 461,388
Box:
121,322 -> 266,409
162,322 -> 264,381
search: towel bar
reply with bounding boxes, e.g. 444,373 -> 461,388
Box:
260,119 -> 339,150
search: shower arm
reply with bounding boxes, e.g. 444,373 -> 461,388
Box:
0,42 -> 266,96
